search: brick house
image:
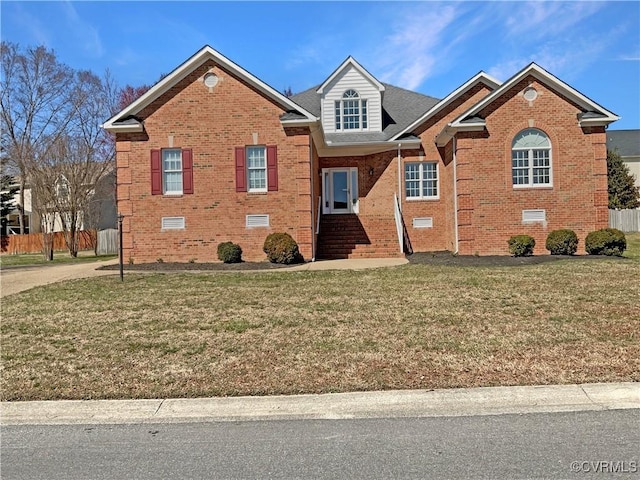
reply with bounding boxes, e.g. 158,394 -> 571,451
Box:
103,45 -> 618,263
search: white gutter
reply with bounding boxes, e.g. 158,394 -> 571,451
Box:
452,136 -> 459,254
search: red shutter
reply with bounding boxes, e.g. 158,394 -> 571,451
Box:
235,147 -> 247,192
267,145 -> 278,192
182,148 -> 193,194
151,149 -> 162,195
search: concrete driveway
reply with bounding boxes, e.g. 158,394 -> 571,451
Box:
0,258 -> 119,298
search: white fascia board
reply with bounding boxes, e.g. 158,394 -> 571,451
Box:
450,63 -> 619,128
103,45 -> 317,131
316,56 -> 385,94
280,118 -> 317,126
102,123 -> 144,133
391,72 -> 501,141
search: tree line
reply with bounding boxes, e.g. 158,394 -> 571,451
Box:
0,42 -> 150,258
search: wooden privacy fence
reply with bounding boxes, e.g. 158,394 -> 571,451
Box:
609,209 -> 640,232
97,229 -> 118,255
1,230 -> 95,255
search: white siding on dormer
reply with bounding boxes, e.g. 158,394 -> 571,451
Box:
320,65 -> 382,134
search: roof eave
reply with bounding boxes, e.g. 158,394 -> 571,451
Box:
102,123 -> 144,133
579,115 -> 620,127
103,45 -> 316,129
390,72 -> 501,141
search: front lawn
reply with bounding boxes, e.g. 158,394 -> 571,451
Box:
0,251 -> 116,267
2,251 -> 638,401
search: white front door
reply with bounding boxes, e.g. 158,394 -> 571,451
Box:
322,168 -> 359,214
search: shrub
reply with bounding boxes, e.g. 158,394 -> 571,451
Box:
217,242 -> 243,263
545,229 -> 578,255
263,232 -> 304,264
507,235 -> 535,257
585,228 -> 626,256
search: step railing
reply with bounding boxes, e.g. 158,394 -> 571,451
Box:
393,193 -> 413,255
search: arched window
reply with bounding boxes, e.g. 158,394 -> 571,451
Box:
511,128 -> 552,187
335,89 -> 367,131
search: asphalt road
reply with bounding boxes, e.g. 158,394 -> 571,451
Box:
2,409 -> 638,479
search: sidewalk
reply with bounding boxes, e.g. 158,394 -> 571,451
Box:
2,382 -> 638,426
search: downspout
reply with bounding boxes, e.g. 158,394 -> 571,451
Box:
397,143 -> 402,212
452,136 -> 459,254
310,135 -> 316,262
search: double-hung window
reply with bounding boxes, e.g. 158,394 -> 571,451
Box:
512,129 -> 552,188
162,149 -> 183,194
335,89 -> 368,131
235,145 -> 278,193
246,146 -> 267,192
405,162 -> 438,200
150,148 -> 193,195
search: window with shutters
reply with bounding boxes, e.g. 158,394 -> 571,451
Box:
235,145 -> 278,193
151,148 -> 193,195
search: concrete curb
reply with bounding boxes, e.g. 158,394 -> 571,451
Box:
2,382 -> 638,426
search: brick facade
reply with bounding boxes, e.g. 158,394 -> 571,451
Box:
108,48 -> 615,262
116,61 -> 312,263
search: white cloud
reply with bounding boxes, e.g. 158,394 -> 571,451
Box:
61,1 -> 105,58
504,1 -> 605,39
375,4 -> 459,89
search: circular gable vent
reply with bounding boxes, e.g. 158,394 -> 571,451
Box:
203,73 -> 219,88
523,87 -> 538,101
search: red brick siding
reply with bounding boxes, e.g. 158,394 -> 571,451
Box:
115,61 -> 312,263
454,77 -> 608,255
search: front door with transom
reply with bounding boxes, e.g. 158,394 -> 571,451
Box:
322,168 -> 359,214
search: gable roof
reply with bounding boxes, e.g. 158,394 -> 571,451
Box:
450,62 -> 619,129
103,45 -> 317,132
391,71 -> 501,141
316,56 -> 385,94
607,130 -> 640,157
291,83 -> 439,145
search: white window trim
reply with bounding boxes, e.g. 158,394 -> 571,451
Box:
335,90 -> 368,132
405,162 -> 439,200
246,146 -> 268,193
512,130 -> 553,189
163,148 -> 183,195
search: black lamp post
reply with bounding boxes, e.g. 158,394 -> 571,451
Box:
117,213 -> 124,282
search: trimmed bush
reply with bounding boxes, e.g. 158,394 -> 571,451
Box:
585,228 -> 626,256
217,242 -> 243,263
545,229 -> 578,255
263,232 -> 304,264
507,235 -> 535,257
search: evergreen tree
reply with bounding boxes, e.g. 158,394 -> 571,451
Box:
1,174 -> 18,235
607,149 -> 640,209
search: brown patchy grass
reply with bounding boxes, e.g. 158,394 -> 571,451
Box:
1,252 -> 639,401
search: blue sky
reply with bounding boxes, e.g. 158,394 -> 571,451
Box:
2,1 -> 639,129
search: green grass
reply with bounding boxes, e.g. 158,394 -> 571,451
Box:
0,251 -> 116,267
623,232 -> 640,260
2,253 -> 639,401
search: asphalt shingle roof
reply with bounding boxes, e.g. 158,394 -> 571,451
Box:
290,83 -> 440,145
607,130 -> 640,157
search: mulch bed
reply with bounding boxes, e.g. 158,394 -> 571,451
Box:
98,252 -> 626,271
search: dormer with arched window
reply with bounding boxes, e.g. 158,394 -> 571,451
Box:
316,57 -> 384,134
335,89 -> 367,131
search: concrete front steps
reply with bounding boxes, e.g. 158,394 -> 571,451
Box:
316,214 -> 403,260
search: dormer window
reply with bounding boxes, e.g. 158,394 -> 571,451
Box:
335,89 -> 368,131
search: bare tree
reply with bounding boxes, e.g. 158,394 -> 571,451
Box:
0,42 -> 76,234
27,69 -> 118,257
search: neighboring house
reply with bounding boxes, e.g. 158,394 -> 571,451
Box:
3,172 -> 116,235
103,45 -> 618,262
607,129 -> 640,188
